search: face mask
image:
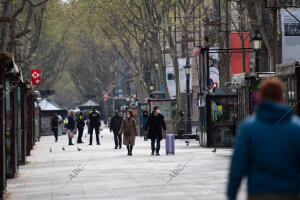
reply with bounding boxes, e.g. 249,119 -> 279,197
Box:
127,115 -> 130,118
157,110 -> 160,113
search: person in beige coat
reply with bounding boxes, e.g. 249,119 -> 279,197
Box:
119,111 -> 138,156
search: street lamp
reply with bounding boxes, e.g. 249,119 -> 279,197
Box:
184,62 -> 191,135
154,63 -> 159,71
149,82 -> 154,92
252,30 -> 263,73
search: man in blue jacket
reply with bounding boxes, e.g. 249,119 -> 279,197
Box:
227,77 -> 300,200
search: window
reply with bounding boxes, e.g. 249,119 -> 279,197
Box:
167,73 -> 175,80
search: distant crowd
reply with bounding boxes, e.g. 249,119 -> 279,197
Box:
51,106 -> 166,156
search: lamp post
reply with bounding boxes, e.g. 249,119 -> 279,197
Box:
184,62 -> 191,135
252,30 -> 263,73
149,82 -> 154,92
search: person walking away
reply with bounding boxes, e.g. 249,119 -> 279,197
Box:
119,111 -> 138,156
67,111 -> 76,145
51,113 -> 61,142
89,107 -> 101,145
141,111 -> 149,141
110,111 -> 123,149
76,112 -> 85,143
227,77 -> 300,200
145,106 -> 166,156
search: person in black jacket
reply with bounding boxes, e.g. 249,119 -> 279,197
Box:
89,107 -> 101,145
145,106 -> 166,156
76,112 -> 85,144
67,111 -> 76,145
51,113 -> 61,142
110,111 -> 123,149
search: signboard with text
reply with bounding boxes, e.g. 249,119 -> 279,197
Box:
266,0 -> 300,8
31,70 -> 41,85
281,8 -> 300,63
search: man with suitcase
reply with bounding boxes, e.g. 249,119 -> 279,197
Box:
145,106 -> 166,156
89,107 -> 101,145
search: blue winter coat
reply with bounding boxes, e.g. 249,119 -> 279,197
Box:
227,101 -> 300,200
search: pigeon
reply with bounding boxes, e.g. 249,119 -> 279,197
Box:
50,148 -> 52,153
212,148 -> 217,153
62,147 -> 65,151
77,147 -> 82,152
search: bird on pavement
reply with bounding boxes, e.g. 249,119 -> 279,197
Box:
77,147 -> 82,151
212,148 -> 217,153
50,148 -> 52,153
62,147 -> 65,151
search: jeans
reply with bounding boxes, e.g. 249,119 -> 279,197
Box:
77,127 -> 84,143
90,125 -> 100,145
53,129 -> 58,142
113,130 -> 122,148
151,138 -> 160,153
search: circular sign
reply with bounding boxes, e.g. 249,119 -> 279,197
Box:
217,105 -> 223,111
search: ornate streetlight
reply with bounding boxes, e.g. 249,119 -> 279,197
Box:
252,31 -> 263,73
184,62 -> 191,135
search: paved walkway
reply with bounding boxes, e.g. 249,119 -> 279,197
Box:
5,126 -> 246,200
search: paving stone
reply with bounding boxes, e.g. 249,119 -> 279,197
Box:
5,126 -> 246,200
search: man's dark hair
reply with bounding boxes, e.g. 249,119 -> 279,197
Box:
153,106 -> 159,111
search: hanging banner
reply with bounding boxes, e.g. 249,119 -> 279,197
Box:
31,70 -> 41,85
281,8 -> 300,63
231,32 -> 250,75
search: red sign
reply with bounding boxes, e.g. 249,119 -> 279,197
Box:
231,32 -> 250,74
104,93 -> 109,100
31,70 -> 41,85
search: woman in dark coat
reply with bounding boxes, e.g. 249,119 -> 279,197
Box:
145,106 -> 166,156
119,111 -> 138,156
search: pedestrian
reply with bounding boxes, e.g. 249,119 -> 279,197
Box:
145,106 -> 166,156
89,107 -> 101,145
227,77 -> 300,200
141,111 -> 149,141
86,118 -> 90,135
119,111 -> 138,156
76,112 -> 85,143
51,113 -> 61,142
110,110 -> 123,149
67,111 -> 76,145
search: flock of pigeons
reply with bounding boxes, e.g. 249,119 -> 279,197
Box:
49,147 -> 82,152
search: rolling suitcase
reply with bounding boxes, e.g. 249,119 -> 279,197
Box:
166,134 -> 175,155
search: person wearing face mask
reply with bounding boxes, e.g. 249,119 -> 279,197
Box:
118,111 -> 138,156
141,111 -> 149,141
145,106 -> 166,156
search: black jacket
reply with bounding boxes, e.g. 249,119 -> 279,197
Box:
145,113 -> 166,140
51,117 -> 60,130
76,115 -> 85,129
110,115 -> 123,132
89,110 -> 101,127
67,115 -> 76,130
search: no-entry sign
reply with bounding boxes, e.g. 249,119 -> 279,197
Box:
31,70 -> 41,85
